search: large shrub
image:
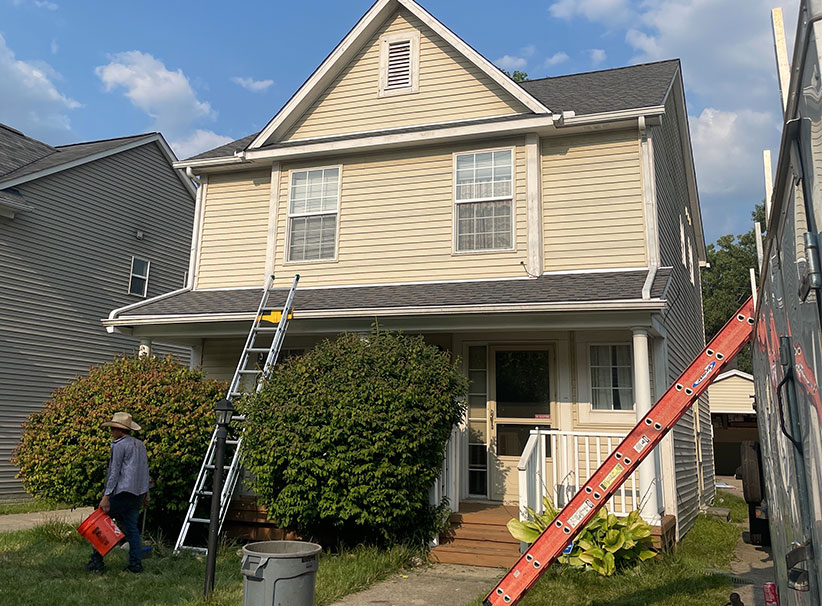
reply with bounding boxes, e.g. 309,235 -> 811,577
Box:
13,355 -> 226,534
240,332 -> 467,546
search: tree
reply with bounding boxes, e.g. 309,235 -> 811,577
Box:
700,204 -> 765,373
502,70 -> 529,83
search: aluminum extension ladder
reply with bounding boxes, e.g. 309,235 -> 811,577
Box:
484,297 -> 755,605
174,274 -> 299,554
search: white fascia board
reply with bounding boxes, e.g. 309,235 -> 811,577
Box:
243,115 -> 555,162
104,286 -> 192,333
103,298 -> 667,328
396,0 -> 550,115
172,156 -> 248,170
248,0 -> 550,149
714,369 -> 755,382
559,106 -> 665,127
0,135 -> 164,190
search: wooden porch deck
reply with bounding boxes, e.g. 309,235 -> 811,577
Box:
430,502 -> 521,568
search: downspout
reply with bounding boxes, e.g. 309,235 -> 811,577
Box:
186,166 -> 203,289
639,116 -> 660,300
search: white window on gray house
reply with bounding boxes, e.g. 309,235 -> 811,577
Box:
455,149 -> 513,252
590,345 -> 634,410
379,31 -> 419,96
287,167 -> 339,262
129,257 -> 150,297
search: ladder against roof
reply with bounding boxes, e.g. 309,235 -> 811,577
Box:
173,274 -> 299,554
484,298 -> 755,605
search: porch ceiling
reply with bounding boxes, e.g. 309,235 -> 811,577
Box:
104,269 -> 670,337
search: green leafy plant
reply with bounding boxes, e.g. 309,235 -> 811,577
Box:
12,355 -> 226,535
507,497 -> 656,576
239,331 -> 467,546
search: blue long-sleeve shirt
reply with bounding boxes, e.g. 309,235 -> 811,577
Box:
104,435 -> 150,496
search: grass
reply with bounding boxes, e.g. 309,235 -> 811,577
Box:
713,489 -> 748,523
0,500 -> 71,516
0,521 -> 422,606
470,514 -> 742,606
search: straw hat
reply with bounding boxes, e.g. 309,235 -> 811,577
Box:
102,412 -> 141,432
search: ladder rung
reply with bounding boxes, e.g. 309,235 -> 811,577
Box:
205,464 -> 231,470
238,369 -> 261,374
226,439 -> 240,445
254,327 -> 280,333
180,545 -> 208,553
189,517 -> 211,524
232,415 -> 246,422
247,348 -> 269,353
197,490 -> 213,497
229,391 -> 245,398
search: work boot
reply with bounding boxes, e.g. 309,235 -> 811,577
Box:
85,559 -> 105,573
123,563 -> 143,574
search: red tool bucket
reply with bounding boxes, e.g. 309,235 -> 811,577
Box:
77,508 -> 123,556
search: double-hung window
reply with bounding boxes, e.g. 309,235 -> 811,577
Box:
128,257 -> 150,297
455,149 -> 513,252
590,344 -> 634,410
287,167 -> 339,262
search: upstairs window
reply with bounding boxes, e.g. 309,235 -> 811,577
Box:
129,257 -> 150,297
287,167 -> 339,262
379,31 -> 419,96
455,149 -> 514,252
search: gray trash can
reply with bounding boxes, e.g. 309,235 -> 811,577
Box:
241,540 -> 322,606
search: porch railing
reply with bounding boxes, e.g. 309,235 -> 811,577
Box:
429,425 -> 462,547
517,428 -> 646,521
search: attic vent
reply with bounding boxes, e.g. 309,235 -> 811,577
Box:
386,40 -> 412,89
379,31 -> 419,97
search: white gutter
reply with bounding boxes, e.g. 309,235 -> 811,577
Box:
102,298 -> 667,328
104,286 -> 192,333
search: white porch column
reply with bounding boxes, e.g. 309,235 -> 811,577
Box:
632,327 -> 662,525
190,340 -> 204,370
138,338 -> 153,357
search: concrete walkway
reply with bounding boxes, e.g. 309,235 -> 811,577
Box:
727,529 -> 774,606
329,563 -> 504,606
0,507 -> 94,532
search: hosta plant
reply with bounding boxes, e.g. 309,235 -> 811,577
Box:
507,497 -> 656,576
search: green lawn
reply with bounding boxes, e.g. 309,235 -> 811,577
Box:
0,521 -> 420,606
471,514 -> 741,606
713,490 -> 748,523
0,500 -> 71,516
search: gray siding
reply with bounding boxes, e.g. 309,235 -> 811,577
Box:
0,142 -> 193,500
651,91 -> 710,535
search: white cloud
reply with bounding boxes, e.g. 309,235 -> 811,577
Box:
589,49 -> 607,65
495,55 -> 527,71
0,33 -> 79,141
549,0 -> 633,23
170,129 -> 234,160
231,76 -> 274,93
544,52 -> 569,67
521,45 -> 537,58
13,0 -> 58,9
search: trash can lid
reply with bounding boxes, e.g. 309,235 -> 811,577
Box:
243,540 -> 322,558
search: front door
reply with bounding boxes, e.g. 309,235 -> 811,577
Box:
488,346 -> 553,502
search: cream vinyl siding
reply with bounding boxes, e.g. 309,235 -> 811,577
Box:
196,170 -> 271,289
542,130 -> 647,271
274,140 -> 528,287
651,92 -> 709,533
283,8 -> 527,141
708,376 -> 755,414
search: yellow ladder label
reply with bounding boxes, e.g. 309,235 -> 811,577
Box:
258,310 -> 293,323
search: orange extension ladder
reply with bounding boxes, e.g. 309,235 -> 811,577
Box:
484,298 -> 755,605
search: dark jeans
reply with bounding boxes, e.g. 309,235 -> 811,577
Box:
90,492 -> 143,567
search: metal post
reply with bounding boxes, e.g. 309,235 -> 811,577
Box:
204,422 -> 227,598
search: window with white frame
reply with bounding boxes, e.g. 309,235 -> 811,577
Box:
129,257 -> 150,297
379,31 -> 419,96
455,149 -> 513,252
590,345 -> 634,410
287,167 -> 339,262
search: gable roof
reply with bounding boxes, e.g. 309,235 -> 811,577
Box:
520,60 -> 679,116
185,60 -> 681,162
248,0 -> 550,150
0,129 -> 196,198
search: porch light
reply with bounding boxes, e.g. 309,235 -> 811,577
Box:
215,398 -> 234,426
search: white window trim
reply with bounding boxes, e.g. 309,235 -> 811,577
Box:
284,164 -> 342,264
576,338 -> 637,425
128,256 -> 150,298
378,30 -> 420,97
452,146 -> 517,255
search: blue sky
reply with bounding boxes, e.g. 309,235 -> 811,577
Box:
0,0 -> 797,245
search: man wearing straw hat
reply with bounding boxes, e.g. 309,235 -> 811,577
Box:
86,412 -> 150,573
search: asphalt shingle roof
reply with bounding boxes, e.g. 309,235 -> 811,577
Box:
0,123 -> 56,177
0,132 -> 158,186
184,60 -> 680,162
115,269 -> 671,320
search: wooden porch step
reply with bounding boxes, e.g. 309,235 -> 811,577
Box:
441,522 -> 518,544
430,543 -> 520,568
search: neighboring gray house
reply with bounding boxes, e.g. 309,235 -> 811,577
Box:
0,123 -> 195,501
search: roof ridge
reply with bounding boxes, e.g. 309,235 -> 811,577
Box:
0,123 -> 57,150
520,58 -> 680,85
0,149 -> 60,179
55,132 -> 158,149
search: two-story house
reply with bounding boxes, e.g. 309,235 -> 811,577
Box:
103,0 -> 710,551
0,124 -> 194,501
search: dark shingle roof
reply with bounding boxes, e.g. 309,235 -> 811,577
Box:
115,269 -> 671,320
0,123 -> 56,177
185,60 -> 680,162
0,132 -> 159,186
520,60 -> 680,116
